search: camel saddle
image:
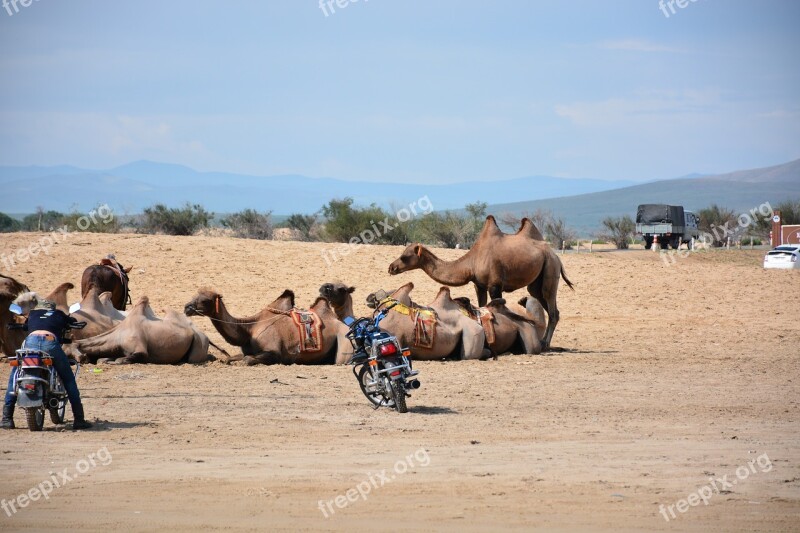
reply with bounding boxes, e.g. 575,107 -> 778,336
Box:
379,298 -> 436,349
100,256 -> 131,306
290,309 -> 323,353
473,307 -> 496,345
455,301 -> 496,345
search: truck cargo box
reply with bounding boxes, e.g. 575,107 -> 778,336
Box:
636,204 -> 685,225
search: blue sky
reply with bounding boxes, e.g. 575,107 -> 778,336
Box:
0,0 -> 798,184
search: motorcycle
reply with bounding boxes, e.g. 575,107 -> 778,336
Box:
345,300 -> 420,413
6,313 -> 85,431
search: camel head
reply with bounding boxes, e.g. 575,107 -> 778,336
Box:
388,243 -> 426,275
319,283 -> 355,308
184,289 -> 223,317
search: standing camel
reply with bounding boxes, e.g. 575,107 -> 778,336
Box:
388,215 -> 573,350
184,289 -> 352,365
80,255 -> 132,310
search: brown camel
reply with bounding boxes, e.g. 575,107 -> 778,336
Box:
319,282 -> 355,319
184,289 -> 352,365
450,295 -> 542,356
359,282 -> 488,361
0,274 -> 29,357
80,255 -> 132,310
387,215 -> 574,350
76,296 -> 211,364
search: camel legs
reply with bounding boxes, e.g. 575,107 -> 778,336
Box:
527,267 -> 560,351
474,284 -> 489,307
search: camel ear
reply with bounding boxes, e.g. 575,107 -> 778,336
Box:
347,286 -> 355,294
124,266 -> 133,273
415,244 -> 422,257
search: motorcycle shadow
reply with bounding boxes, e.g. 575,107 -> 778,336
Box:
409,406 -> 458,415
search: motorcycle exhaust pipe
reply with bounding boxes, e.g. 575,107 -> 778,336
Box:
407,379 -> 421,390
48,397 -> 59,409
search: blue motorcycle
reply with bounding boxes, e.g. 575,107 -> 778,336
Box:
345,302 -> 420,413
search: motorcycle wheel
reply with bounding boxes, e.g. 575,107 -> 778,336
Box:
390,380 -> 408,413
357,365 -> 393,408
49,400 -> 66,425
26,407 -> 45,432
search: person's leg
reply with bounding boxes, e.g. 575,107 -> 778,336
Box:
1,368 -> 16,429
47,340 -> 92,430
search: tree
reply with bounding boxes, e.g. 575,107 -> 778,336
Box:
545,216 -> 576,250
463,201 -> 488,247
320,198 -> 391,244
221,209 -> 273,240
141,203 -> 213,236
599,215 -> 636,249
0,213 -> 20,233
286,213 -> 320,241
697,204 -> 738,247
21,209 -> 64,232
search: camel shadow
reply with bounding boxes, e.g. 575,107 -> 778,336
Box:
86,420 -> 154,431
410,405 -> 458,415
539,347 -> 619,356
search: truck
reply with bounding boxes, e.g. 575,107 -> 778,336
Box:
636,204 -> 700,250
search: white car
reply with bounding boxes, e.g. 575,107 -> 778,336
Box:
763,245 -> 800,269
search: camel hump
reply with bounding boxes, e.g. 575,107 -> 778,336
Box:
518,218 -> 545,240
477,215 -> 504,240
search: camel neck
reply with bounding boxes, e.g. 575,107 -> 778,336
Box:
421,249 -> 472,287
210,303 -> 251,347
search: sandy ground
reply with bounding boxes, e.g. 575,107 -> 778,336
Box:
0,232 -> 798,532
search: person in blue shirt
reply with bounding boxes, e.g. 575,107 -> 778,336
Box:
2,300 -> 92,430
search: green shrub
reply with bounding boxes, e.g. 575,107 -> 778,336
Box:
141,203 -> 213,236
0,212 -> 20,233
221,209 -> 273,240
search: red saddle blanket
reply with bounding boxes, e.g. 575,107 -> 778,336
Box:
290,310 -> 323,353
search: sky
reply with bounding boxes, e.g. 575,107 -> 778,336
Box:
0,0 -> 798,184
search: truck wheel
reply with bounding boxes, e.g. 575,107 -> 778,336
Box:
660,240 -> 669,250
644,237 -> 653,250
687,239 -> 694,250
670,236 -> 681,249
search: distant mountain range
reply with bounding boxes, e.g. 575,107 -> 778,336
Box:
1,158 -> 797,234
486,158 -> 800,234
0,160 -> 637,215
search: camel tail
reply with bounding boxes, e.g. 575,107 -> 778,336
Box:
560,265 -> 575,291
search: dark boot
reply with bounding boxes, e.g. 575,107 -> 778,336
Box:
71,403 -> 93,430
1,404 -> 14,429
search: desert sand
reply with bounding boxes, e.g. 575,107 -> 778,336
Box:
0,232 -> 798,532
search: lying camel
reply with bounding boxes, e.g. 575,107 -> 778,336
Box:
388,215 -> 574,350
80,255 -> 132,310
184,289 -> 351,365
0,274 -> 29,356
76,296 -> 211,364
360,282 -> 488,361
450,295 -> 542,356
